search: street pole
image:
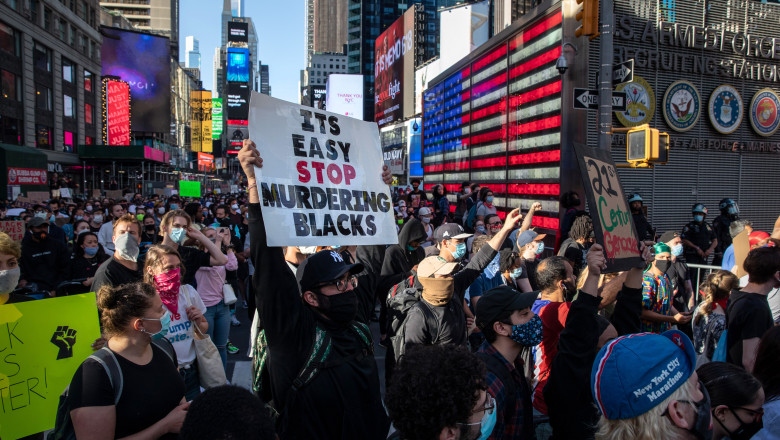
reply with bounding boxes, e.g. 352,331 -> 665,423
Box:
597,0 -> 614,151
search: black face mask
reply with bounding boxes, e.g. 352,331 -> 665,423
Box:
314,290 -> 358,327
655,259 -> 672,274
217,217 -> 231,227
714,407 -> 763,440
144,225 -> 156,232
684,382 -> 713,440
33,231 -> 47,241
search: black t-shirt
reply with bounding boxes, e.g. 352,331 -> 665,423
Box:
726,290 -> 774,368
523,258 -> 541,291
91,256 -> 141,292
70,254 -> 110,280
667,260 -> 690,312
177,245 -> 211,286
68,344 -> 185,439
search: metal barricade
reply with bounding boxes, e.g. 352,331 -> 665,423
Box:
687,263 -> 724,303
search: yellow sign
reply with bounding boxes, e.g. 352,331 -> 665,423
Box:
191,91 -> 213,153
0,294 -> 101,439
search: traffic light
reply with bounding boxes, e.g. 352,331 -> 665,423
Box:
575,0 -> 599,38
626,124 -> 669,164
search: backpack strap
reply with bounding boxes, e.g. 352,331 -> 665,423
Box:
418,300 -> 443,345
291,325 -> 333,391
87,348 -> 123,405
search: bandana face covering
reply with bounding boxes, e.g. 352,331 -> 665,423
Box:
419,277 -> 455,306
154,267 -> 182,320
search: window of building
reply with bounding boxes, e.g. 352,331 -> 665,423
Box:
1,70 -> 21,101
64,94 -> 74,117
43,7 -> 51,31
84,102 -> 92,124
33,42 -> 51,71
0,115 -> 23,145
30,0 -> 40,26
57,18 -> 66,41
62,58 -> 74,83
78,33 -> 86,54
84,70 -> 93,92
69,24 -> 75,46
36,125 -> 52,150
0,22 -> 20,56
36,84 -> 52,110
64,131 -> 75,152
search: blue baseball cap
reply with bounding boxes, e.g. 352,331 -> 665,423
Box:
591,330 -> 696,420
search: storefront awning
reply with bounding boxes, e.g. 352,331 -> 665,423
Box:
0,143 -> 48,170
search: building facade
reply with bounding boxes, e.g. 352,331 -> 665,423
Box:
99,0 -> 179,54
313,0 -> 349,56
309,53 -> 347,87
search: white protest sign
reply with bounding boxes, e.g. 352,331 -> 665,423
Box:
248,92 -> 398,247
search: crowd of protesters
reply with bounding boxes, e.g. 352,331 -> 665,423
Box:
1,139 -> 779,439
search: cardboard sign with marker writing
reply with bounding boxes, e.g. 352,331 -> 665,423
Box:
732,229 -> 750,278
0,220 -> 25,241
573,144 -> 643,272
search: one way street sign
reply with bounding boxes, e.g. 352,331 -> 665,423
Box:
613,59 -> 634,85
573,89 -> 628,111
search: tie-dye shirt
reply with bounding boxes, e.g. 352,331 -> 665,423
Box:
641,272 -> 673,333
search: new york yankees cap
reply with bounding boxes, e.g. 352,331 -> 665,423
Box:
297,249 -> 364,292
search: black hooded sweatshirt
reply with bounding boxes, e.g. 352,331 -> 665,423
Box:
20,233 -> 70,290
249,204 -> 389,439
379,218 -> 427,297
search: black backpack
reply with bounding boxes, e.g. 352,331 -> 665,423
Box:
386,275 -> 440,362
48,338 -> 176,440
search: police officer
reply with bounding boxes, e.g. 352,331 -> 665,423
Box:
711,198 -> 739,267
628,193 -> 655,245
681,203 -> 718,266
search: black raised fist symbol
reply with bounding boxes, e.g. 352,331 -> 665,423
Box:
51,325 -> 77,360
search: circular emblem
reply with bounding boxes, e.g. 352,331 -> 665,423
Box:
662,81 -> 700,132
708,85 -> 743,134
749,88 -> 780,137
616,76 -> 656,127
7,169 -> 16,184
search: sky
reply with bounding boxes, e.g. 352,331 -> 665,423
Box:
179,0 -> 305,103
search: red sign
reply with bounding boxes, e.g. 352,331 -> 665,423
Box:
0,220 -> 24,241
105,79 -> 131,145
197,152 -> 214,171
8,167 -> 47,185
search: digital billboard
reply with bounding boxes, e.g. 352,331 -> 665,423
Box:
103,79 -> 131,146
227,22 -> 249,43
227,123 -> 248,153
374,7 -> 416,127
212,98 -> 223,137
101,27 -> 171,133
326,74 -> 364,119
226,83 -> 250,121
227,48 -> 250,83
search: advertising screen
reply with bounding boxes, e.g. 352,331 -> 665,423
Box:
374,7 -> 416,128
212,98 -> 223,136
227,48 -> 250,83
227,124 -> 248,152
103,79 -> 131,145
310,85 -> 326,110
227,21 -> 249,43
101,27 -> 171,133
227,83 -> 250,121
326,74 -> 364,118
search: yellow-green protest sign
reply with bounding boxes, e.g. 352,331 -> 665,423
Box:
179,180 -> 201,198
0,293 -> 100,439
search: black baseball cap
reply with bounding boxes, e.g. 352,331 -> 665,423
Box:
475,285 -> 538,331
296,249 -> 364,292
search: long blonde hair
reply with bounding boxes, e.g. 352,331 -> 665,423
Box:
596,378 -> 697,440
694,270 -> 738,325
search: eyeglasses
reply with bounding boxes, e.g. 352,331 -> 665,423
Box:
316,275 -> 358,292
488,221 -> 503,226
730,406 -> 764,423
458,394 -> 496,427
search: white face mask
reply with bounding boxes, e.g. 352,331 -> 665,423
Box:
158,207 -> 165,214
0,267 -> 20,295
93,214 -> 103,223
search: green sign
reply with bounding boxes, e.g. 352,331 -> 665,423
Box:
0,293 -> 101,439
212,98 -> 223,136
179,180 -> 201,197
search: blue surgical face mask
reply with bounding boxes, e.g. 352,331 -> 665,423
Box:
694,214 -> 704,223
169,227 -> 187,244
671,243 -> 683,257
510,267 -> 523,279
34,211 -> 47,220
170,203 -> 179,210
535,241 -> 545,255
84,246 -> 98,257
143,310 -> 171,340
406,244 -> 416,252
476,225 -> 486,234
450,242 -> 467,260
509,314 -> 543,346
476,399 -> 497,440
486,196 -> 494,203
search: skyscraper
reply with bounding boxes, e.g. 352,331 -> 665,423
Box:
259,63 -> 271,95
231,0 -> 244,17
99,0 -> 179,54
185,36 -> 201,69
214,47 -> 225,97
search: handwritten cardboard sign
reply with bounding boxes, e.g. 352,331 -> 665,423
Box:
732,229 -> 750,278
249,93 -> 398,246
573,144 -> 642,272
0,293 -> 101,439
0,220 -> 24,241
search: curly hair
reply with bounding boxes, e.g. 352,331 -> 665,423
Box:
385,344 -> 486,440
569,214 -> 594,241
694,270 -> 738,325
180,385 -> 276,440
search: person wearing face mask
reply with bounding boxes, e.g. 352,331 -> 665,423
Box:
515,230 -> 547,291
31,204 -> 67,244
91,214 -> 143,293
661,231 -> 697,338
692,271 -> 739,366
0,232 -> 32,304
89,210 -> 104,232
712,199 -> 740,267
98,203 -> 128,254
557,214 -> 594,277
144,245 -> 209,400
628,193 -> 656,245
385,344 -> 494,440
453,181 -> 474,225
404,178 -> 429,209
592,329 -> 713,440
682,204 -> 718,267
67,282 -> 188,439
476,188 -> 498,223
498,249 -> 532,293
725,246 -> 780,373
70,231 -> 109,291
641,243 -> 693,334
19,217 -> 70,295
73,219 -> 92,237
697,361 -> 765,440
140,214 -> 159,253
158,210 -> 228,287
431,184 -> 450,227
417,207 -> 435,248
240,139 -> 392,439
474,285 -> 542,439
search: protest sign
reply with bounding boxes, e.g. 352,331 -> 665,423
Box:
105,190 -> 123,200
732,229 -> 750,278
59,188 -> 71,199
26,192 -> 50,204
573,144 -> 642,272
179,181 -> 201,198
92,189 -> 101,199
0,220 -> 24,241
0,293 -> 101,439
248,93 -> 398,246
13,197 -> 35,209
